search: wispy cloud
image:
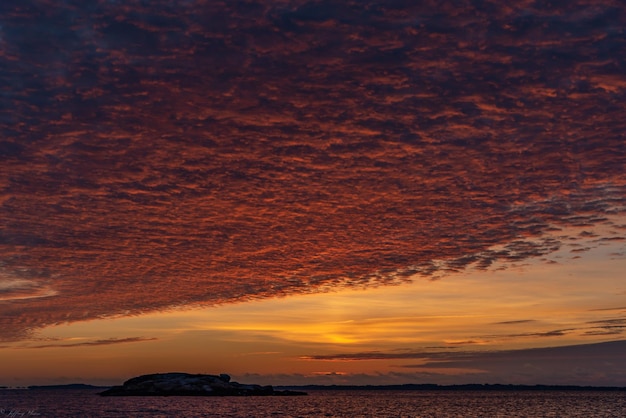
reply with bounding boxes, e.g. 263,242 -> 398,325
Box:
25,337 -> 157,349
291,341 -> 626,385
302,340 -> 626,364
0,277 -> 57,302
589,307 -> 626,312
480,329 -> 576,339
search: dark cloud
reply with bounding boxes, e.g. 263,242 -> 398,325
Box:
481,319 -> 626,340
301,341 -> 626,369
584,318 -> 626,336
405,340 -> 626,378
440,340 -> 483,346
25,337 -> 157,349
589,306 -> 626,312
483,329 -> 576,339
493,320 -> 536,325
0,0 -> 625,339
396,341 -> 626,385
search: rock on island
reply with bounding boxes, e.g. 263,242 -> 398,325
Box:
99,373 -> 306,396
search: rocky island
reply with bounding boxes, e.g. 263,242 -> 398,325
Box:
99,373 -> 306,396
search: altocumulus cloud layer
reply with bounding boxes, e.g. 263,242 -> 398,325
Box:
1,0 -> 625,340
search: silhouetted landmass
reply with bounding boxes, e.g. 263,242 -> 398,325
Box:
99,373 -> 307,396
277,384 -> 626,392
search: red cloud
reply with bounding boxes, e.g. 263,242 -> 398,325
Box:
0,0 -> 624,340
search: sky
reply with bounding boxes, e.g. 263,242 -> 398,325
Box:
0,0 -> 625,387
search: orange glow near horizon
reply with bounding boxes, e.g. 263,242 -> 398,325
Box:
2,231 -> 624,386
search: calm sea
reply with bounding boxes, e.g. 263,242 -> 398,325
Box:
1,389 -> 625,417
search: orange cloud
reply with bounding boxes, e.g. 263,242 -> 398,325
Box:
0,0 -> 625,342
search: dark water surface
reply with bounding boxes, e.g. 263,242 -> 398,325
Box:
1,389 -> 625,417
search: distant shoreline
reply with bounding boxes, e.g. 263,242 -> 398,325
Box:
275,383 -> 626,392
5,383 -> 625,391
4,384 -> 108,390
